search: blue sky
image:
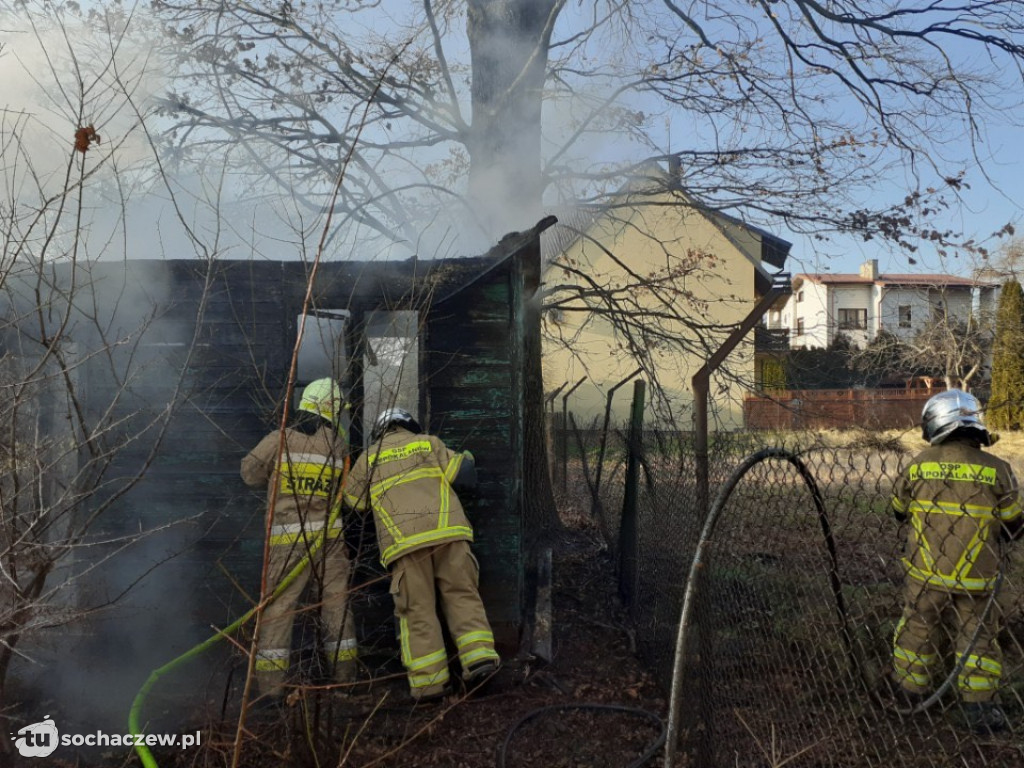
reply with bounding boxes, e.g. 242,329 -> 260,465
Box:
794,111 -> 1024,278
554,4 -> 1024,282
3,1 -> 1022,280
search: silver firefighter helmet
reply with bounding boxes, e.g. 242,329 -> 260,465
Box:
921,389 -> 991,446
371,407 -> 422,442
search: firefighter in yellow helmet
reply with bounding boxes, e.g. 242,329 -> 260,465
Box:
344,408 -> 500,702
890,389 -> 1023,733
240,378 -> 357,701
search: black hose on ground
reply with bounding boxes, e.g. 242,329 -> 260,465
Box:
496,703 -> 665,768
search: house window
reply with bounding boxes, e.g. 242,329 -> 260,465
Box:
795,318 -> 805,336
796,290 -> 804,303
898,305 -> 912,329
837,308 -> 867,330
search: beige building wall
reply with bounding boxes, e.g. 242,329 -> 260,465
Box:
542,191 -> 765,429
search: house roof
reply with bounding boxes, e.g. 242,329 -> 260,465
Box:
539,166 -> 792,286
797,272 -> 994,288
539,206 -> 601,266
705,207 -> 790,271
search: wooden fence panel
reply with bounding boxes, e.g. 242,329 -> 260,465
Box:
743,388 -> 942,430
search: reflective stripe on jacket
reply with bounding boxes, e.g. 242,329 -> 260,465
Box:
241,424 -> 347,540
345,428 -> 472,566
891,439 -> 1022,593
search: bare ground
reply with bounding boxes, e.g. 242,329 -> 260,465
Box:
87,513 -> 669,768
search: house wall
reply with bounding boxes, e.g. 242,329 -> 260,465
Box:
879,286 -> 931,338
543,194 -> 761,429
877,285 -> 977,339
978,286 -> 998,317
788,279 -> 989,349
425,262 -> 528,640
942,288 -> 974,320
787,281 -> 829,349
829,284 -> 873,347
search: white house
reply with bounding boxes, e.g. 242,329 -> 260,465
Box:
768,259 -> 998,349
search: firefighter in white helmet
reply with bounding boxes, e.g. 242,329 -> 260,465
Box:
344,408 -> 500,701
240,378 -> 358,701
890,389 -> 1023,733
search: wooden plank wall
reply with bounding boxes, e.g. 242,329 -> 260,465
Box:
63,261 -> 292,713
427,257 -> 524,650
43,248 -> 530,715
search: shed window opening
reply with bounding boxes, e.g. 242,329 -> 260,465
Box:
294,309 -> 351,436
296,310 -> 351,384
363,310 -> 421,448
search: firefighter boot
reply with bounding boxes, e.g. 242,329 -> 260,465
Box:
464,659 -> 499,685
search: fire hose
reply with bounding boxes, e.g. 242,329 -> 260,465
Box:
128,492 -> 347,768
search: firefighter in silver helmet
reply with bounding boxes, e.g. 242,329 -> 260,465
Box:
890,389 -> 1023,733
344,407 -> 500,701
240,378 -> 358,701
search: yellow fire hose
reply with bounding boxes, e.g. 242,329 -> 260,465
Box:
129,462 -> 350,768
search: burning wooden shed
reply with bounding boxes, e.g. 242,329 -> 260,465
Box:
3,219 -> 553,726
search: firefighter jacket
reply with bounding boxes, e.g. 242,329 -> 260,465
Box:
241,424 -> 348,547
344,427 -> 475,567
891,439 -> 1023,594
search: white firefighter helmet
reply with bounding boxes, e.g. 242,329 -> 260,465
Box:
299,378 -> 346,425
921,389 -> 991,446
372,407 -> 422,442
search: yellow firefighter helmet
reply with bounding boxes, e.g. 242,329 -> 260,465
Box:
299,378 -> 346,425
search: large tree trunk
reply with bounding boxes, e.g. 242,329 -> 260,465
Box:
469,3 -> 561,539
467,0 -> 557,239
522,238 -> 560,541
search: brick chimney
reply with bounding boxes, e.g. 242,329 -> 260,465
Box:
859,259 -> 879,280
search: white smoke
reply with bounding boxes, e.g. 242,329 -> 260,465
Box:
0,2 -> 168,199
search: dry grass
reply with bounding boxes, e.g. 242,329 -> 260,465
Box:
874,428 -> 1024,473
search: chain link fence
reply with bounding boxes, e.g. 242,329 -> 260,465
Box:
552,412 -> 1024,767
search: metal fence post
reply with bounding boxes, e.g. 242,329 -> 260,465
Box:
692,275 -> 791,519
546,382 -> 568,487
560,377 -> 586,492
618,379 -> 645,609
593,368 -> 643,516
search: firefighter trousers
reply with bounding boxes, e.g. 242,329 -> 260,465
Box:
892,581 -> 1003,703
255,531 -> 357,698
389,540 -> 501,699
